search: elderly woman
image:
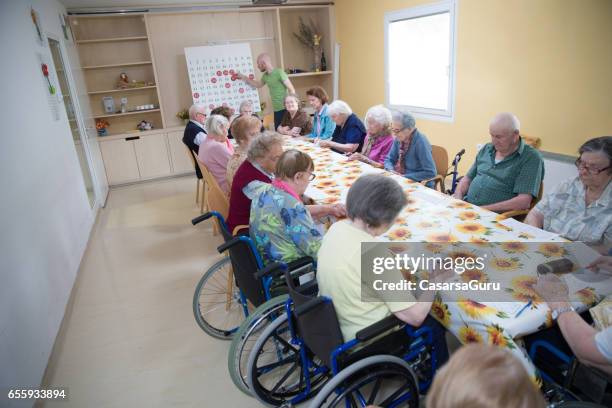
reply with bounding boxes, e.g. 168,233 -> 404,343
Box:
318,100 -> 366,154
198,114 -> 234,194
384,110 -> 437,186
238,100 -> 254,117
305,86 -> 335,140
227,131 -> 284,234
244,149 -> 323,264
316,174 -> 448,364
347,105 -> 394,167
226,115 -> 262,189
526,136 -> 612,248
277,94 -> 312,137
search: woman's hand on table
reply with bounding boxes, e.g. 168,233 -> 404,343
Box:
588,256 -> 612,273
326,203 -> 347,218
347,152 -> 366,162
318,140 -> 331,148
535,273 -> 571,310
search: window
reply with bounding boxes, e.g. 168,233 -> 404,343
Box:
385,0 -> 457,121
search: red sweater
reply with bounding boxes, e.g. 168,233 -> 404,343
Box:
227,160 -> 271,233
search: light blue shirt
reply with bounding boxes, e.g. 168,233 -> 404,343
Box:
307,104 -> 335,140
383,129 -> 437,186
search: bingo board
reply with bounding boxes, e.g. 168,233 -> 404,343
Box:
185,43 -> 261,113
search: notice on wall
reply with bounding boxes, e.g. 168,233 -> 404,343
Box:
185,43 -> 261,113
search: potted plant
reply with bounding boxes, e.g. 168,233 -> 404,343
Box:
95,119 -> 110,136
176,109 -> 189,124
293,17 -> 323,72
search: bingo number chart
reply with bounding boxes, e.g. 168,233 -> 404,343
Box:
185,43 -> 261,113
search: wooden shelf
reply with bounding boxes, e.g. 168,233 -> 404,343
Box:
287,71 -> 332,78
77,36 -> 148,44
93,108 -> 160,119
83,61 -> 152,70
88,85 -> 157,95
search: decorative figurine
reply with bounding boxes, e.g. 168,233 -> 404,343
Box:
117,72 -> 129,89
137,120 -> 152,131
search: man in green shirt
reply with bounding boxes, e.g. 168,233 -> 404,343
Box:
453,112 -> 544,213
237,53 -> 295,130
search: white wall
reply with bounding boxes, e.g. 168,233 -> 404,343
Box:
0,1 -> 97,406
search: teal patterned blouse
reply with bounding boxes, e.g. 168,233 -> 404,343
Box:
243,181 -> 322,265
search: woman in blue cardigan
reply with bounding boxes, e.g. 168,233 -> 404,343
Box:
306,86 -> 335,140
384,110 -> 437,187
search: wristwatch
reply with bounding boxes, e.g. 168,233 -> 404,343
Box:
552,305 -> 575,320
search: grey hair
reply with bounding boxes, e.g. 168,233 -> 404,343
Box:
239,100 -> 253,112
247,131 -> 284,161
490,112 -> 521,134
284,93 -> 300,105
579,136 -> 612,170
391,109 -> 416,130
327,100 -> 353,117
365,105 -> 392,127
205,114 -> 229,136
188,103 -> 207,120
346,174 -> 407,228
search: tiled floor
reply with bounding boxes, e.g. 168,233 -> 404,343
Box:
41,177 -> 258,407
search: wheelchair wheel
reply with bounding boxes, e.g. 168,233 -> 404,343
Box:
308,355 -> 419,408
228,294 -> 289,395
192,257 -> 247,340
247,313 -> 328,406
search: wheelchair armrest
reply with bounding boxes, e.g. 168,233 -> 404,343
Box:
294,297 -> 327,317
254,262 -> 287,280
192,212 -> 215,225
296,279 -> 318,295
217,236 -> 241,253
232,224 -> 249,236
287,256 -> 315,272
355,315 -> 403,342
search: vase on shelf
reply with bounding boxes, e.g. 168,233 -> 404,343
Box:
312,34 -> 322,72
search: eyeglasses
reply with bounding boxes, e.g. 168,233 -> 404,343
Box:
575,158 -> 610,175
307,172 -> 316,181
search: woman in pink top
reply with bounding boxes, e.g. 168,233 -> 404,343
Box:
198,114 -> 234,194
347,105 -> 394,168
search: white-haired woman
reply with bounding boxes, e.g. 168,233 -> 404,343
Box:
198,114 -> 234,194
347,105 -> 394,167
319,100 -> 366,154
277,94 -> 312,137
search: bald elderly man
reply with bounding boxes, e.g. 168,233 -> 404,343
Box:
237,53 -> 295,129
453,112 -> 544,213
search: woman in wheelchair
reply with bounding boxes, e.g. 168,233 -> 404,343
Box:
244,149 -> 324,265
317,174 -> 449,360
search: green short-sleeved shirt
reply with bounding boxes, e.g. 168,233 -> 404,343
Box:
465,138 -> 544,206
261,68 -> 289,112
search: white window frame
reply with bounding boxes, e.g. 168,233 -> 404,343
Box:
384,0 -> 458,122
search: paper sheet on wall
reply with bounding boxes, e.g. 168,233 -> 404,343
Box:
185,43 -> 261,113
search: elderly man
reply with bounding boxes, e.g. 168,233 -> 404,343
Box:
452,112 -> 544,212
237,53 -> 295,129
182,103 -> 207,154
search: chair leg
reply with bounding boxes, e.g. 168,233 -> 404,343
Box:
195,178 -> 200,204
201,180 -> 208,213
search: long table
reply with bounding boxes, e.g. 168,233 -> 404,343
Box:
285,136 -> 610,382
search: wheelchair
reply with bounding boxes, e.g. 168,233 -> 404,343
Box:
529,340 -> 611,407
245,264 -> 440,407
191,211 -> 315,394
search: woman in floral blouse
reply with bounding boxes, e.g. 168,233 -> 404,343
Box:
244,149 -> 322,265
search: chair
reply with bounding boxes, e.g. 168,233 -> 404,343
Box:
497,182 -> 544,222
195,157 -> 228,234
184,145 -> 206,213
421,145 -> 450,192
262,113 -> 274,130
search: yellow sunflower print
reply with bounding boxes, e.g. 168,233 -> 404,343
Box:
449,200 -> 472,209
458,325 -> 483,344
575,287 -> 598,306
457,210 -> 480,221
458,298 -> 496,319
426,232 -> 459,243
460,269 -> 489,283
431,297 -> 451,327
509,275 -> 542,303
490,257 -> 523,271
501,242 -> 528,254
537,243 -> 567,258
456,222 -> 488,235
387,227 -> 412,241
486,324 -> 514,349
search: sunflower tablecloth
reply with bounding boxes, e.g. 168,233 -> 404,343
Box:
285,136 -> 610,382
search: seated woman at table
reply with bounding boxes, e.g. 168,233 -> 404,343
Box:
305,86 -> 335,140
384,109 -> 437,187
347,105 -> 394,167
277,94 -> 312,137
426,344 -> 546,408
244,149 -> 324,264
198,114 -> 234,194
226,115 -> 262,190
318,100 -> 366,154
316,174 -> 449,365
525,136 -> 612,250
